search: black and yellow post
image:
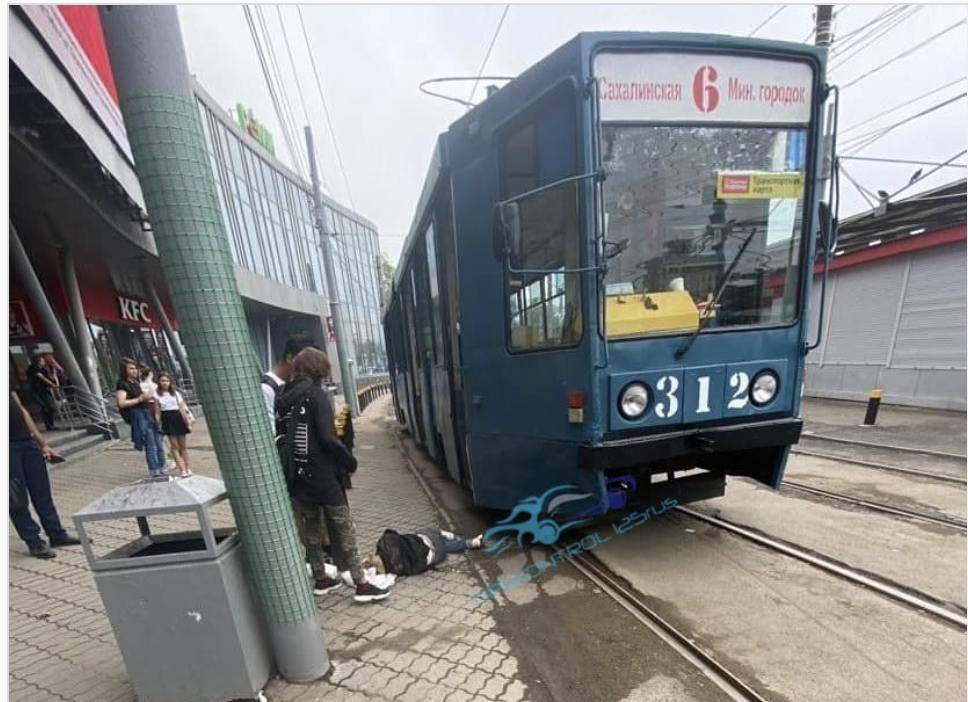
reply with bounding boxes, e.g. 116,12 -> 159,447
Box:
863,389 -> 883,426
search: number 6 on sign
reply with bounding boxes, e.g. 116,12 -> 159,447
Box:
655,375 -> 680,418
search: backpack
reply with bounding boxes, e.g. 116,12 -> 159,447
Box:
261,374 -> 291,480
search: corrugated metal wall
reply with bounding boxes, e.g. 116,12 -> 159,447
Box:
806,240 -> 967,410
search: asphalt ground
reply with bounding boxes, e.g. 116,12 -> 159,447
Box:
799,397 -> 967,457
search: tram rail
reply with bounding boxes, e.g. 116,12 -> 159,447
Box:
781,480 -> 967,531
675,506 -> 968,629
790,446 -> 967,486
798,432 -> 967,462
571,552 -> 772,702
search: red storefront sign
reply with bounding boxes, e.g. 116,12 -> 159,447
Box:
9,265 -> 177,341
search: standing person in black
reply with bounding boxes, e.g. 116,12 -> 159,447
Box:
115,358 -> 166,477
276,347 -> 389,603
9,388 -> 81,558
260,335 -> 329,563
26,354 -> 58,430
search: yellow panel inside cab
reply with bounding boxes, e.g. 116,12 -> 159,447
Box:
605,291 -> 700,338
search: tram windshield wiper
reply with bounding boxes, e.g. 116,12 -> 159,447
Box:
674,228 -> 758,361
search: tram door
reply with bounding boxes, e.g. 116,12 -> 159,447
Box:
411,256 -> 439,460
425,216 -> 464,484
401,271 -> 425,446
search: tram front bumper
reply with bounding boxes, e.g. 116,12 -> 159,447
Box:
578,417 -> 803,472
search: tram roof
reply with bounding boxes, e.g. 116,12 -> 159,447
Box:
388,30 -> 831,308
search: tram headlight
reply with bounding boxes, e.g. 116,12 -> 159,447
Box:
619,383 -> 649,419
751,372 -> 779,406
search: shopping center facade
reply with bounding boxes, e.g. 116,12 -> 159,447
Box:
9,5 -> 385,402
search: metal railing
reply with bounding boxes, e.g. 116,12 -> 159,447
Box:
51,386 -> 119,439
356,379 -> 392,414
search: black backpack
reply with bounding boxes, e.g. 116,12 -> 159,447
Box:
261,374 -> 293,482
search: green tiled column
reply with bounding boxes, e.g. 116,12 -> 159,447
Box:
99,6 -> 327,681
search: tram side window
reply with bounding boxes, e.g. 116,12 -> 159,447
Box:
500,91 -> 582,352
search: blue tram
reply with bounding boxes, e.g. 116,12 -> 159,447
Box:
384,32 -> 838,515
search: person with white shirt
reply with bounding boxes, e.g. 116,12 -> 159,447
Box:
260,335 -> 318,436
154,372 -> 194,477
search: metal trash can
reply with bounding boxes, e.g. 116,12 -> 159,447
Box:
73,476 -> 272,702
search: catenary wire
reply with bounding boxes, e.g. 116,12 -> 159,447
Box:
296,5 -> 356,209
838,164 -> 877,209
242,5 -> 305,179
276,5 -> 331,192
254,5 -> 308,178
832,5 -> 907,48
840,18 -> 967,90
839,156 -> 967,169
830,5 -> 912,58
840,76 -> 966,134
829,6 -> 922,71
841,93 -> 966,154
468,5 -> 511,106
888,150 -> 967,199
749,5 -> 786,37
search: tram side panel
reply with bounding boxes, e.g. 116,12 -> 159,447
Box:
448,100 -> 602,510
400,270 -> 427,447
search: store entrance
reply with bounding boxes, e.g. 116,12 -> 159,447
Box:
89,321 -> 179,392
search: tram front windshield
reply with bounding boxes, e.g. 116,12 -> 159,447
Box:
601,123 -> 808,337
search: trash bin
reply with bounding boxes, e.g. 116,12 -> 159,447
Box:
73,476 -> 272,702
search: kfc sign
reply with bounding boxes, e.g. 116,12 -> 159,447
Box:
118,296 -> 152,324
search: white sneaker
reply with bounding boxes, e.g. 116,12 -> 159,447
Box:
469,534 -> 484,549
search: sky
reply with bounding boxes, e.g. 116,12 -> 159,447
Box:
177,3 -> 968,266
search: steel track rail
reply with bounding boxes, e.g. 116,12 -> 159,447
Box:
570,553 -> 771,702
675,507 -> 968,629
799,433 -> 967,461
790,447 -> 968,486
782,480 -> 968,531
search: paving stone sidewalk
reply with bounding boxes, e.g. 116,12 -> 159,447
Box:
8,395 -> 528,702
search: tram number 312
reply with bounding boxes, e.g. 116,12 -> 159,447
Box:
654,372 -> 753,419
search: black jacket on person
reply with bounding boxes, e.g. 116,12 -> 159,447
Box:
375,529 -> 431,576
276,379 -> 357,506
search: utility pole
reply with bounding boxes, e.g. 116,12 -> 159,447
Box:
305,126 -> 359,416
815,5 -> 834,47
815,5 -> 836,200
375,253 -> 386,311
99,5 -> 327,682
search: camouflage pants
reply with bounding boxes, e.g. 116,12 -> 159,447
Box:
293,501 -> 363,584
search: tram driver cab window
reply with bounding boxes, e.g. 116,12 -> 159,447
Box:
499,84 -> 582,352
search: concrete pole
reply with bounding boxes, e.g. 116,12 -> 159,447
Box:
99,6 -> 327,682
146,283 -> 193,381
10,221 -> 92,396
814,5 -> 834,47
57,244 -> 103,398
815,6 -> 836,202
305,126 -> 360,416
